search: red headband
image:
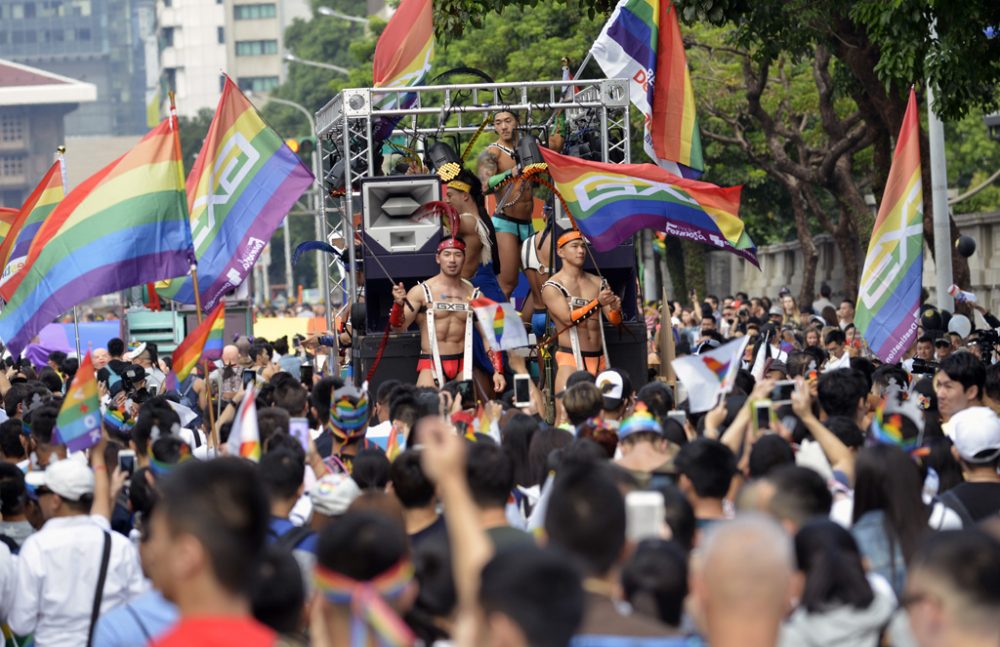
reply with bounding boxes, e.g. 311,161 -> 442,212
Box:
437,237 -> 466,253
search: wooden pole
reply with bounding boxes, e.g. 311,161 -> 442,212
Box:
660,288 -> 676,385
169,92 -> 219,449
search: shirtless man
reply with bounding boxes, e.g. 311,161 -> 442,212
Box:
390,236 -> 505,393
542,230 -> 622,394
441,168 -> 505,302
478,111 -> 535,296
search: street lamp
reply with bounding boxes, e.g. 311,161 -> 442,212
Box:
316,6 -> 367,24
283,53 -> 350,76
246,92 -> 333,334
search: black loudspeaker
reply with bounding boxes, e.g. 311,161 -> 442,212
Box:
180,300 -> 253,343
360,175 -> 443,334
603,321 -> 649,390
353,332 -> 422,395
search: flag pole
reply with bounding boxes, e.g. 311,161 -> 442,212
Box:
56,145 -> 82,360
72,306 -> 83,359
169,92 -> 219,449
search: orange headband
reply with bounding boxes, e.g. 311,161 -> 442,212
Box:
558,230 -> 584,248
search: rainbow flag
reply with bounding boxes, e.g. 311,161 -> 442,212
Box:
671,336 -> 748,412
54,352 -> 102,452
0,208 -> 17,246
202,304 -> 225,361
856,88 -> 923,363
158,76 -> 312,311
591,0 -> 703,178
540,147 -> 757,265
471,296 -> 529,351
371,0 -> 434,140
166,302 -> 225,390
0,158 -> 65,298
228,385 -> 261,462
0,120 -> 194,357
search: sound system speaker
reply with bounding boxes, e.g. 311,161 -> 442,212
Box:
603,321 -> 650,390
180,301 -> 254,345
353,331 -> 422,396
359,175 -> 443,334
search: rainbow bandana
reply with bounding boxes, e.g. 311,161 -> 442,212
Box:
617,403 -> 663,440
327,384 -> 369,442
869,386 -> 925,454
147,444 -> 194,476
103,408 -> 134,436
314,560 -> 416,647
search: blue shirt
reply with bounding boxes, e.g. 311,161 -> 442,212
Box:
92,589 -> 178,647
267,517 -> 318,553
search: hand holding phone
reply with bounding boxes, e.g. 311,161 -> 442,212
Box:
625,491 -> 666,542
118,450 -> 136,479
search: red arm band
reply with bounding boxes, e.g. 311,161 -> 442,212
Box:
489,349 -> 504,374
389,302 -> 404,328
571,299 -> 600,324
607,308 -> 623,325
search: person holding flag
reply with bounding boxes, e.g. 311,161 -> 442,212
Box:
542,229 -> 624,393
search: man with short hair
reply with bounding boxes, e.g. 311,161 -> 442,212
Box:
0,418 -> 28,469
689,515 -> 795,647
0,462 -> 34,546
675,438 -> 737,531
812,283 -> 834,314
595,368 -> 633,426
389,448 -> 445,548
750,465 -> 833,534
615,407 -> 679,489
259,448 -> 316,554
817,368 -> 868,427
10,461 -> 144,646
824,328 -> 847,364
935,351 -> 986,421
144,458 -> 275,646
934,335 -> 953,361
837,299 -> 855,329
939,407 -> 1000,525
905,530 -> 1000,647
465,443 -> 532,549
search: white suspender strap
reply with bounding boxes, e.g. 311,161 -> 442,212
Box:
462,287 -> 479,381
545,280 -> 586,372
598,279 -> 611,367
423,282 -> 446,386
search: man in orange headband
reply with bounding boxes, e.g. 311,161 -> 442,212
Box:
542,230 -> 623,393
390,235 -> 506,394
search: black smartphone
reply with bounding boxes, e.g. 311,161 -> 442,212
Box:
771,380 -> 796,404
242,369 -> 256,388
456,380 -> 474,407
754,401 -> 773,432
300,364 -> 314,387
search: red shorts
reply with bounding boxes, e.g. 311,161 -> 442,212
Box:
417,353 -> 464,382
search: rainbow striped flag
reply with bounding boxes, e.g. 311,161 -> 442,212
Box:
0,120 -> 194,357
0,208 -> 17,246
371,0 -> 434,140
856,88 -> 923,363
165,302 -> 226,390
0,158 -> 65,298
540,147 -> 757,265
591,0 -> 704,178
470,296 -> 529,351
158,76 -> 312,311
54,352 -> 102,452
228,386 -> 261,462
202,304 -> 225,361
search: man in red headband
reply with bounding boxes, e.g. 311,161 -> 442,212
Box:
390,236 -> 506,393
542,230 -> 623,393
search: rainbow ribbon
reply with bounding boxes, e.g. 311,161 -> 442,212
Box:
314,560 -> 416,647
327,391 -> 369,442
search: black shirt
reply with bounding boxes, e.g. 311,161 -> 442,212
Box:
947,481 -> 1000,522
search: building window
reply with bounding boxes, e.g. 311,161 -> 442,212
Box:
75,27 -> 90,40
0,114 -> 25,143
0,157 -> 25,178
23,2 -> 36,17
235,39 -> 277,56
236,76 -> 279,93
70,0 -> 91,16
234,3 -> 276,20
217,26 -> 224,44
161,26 -> 174,47
162,0 -> 171,6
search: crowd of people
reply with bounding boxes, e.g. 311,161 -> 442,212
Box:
0,274 -> 1000,647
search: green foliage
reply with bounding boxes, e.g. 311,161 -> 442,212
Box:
947,112 -> 1000,215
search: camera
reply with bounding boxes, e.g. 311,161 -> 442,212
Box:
910,358 -> 939,376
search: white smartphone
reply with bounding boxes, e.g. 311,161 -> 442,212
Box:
289,417 -> 310,452
513,373 -> 531,407
117,449 -> 136,478
625,490 -> 665,542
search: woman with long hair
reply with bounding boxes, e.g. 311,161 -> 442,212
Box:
780,519 -> 896,647
850,444 -> 929,596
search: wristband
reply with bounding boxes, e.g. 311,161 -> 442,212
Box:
489,350 -> 504,375
487,169 -> 513,192
389,301 -> 404,328
571,299 -> 600,324
607,308 -> 623,325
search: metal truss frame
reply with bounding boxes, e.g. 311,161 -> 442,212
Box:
314,78 -> 632,310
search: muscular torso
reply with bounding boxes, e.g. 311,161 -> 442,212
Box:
409,275 -> 476,355
543,271 -> 605,351
481,142 -> 534,220
456,213 -> 484,279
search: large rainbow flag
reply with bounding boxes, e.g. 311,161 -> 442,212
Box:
856,88 -> 923,363
0,158 -> 65,298
371,0 -> 434,140
158,76 -> 313,311
591,0 -> 704,178
54,352 -> 102,452
0,119 -> 194,357
540,147 -> 757,265
164,302 -> 226,391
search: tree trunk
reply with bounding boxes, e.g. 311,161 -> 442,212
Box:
682,240 -> 707,299
789,184 -> 819,308
664,235 -> 688,301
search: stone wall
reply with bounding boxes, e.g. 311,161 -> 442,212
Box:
705,210 -> 1000,312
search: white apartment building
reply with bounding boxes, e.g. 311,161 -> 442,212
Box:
225,0 -> 308,94
156,0 -> 227,117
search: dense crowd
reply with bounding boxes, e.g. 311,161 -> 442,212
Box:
1,280 -> 1000,647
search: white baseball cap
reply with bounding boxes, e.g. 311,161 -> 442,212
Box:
309,472 -> 361,516
947,406 -> 1000,464
36,460 -> 95,501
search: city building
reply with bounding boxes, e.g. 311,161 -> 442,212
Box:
223,0 -> 309,95
0,0 -> 154,136
155,0 -> 227,118
0,58 -> 96,206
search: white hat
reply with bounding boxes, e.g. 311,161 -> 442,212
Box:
309,472 -> 361,516
38,460 -> 95,501
947,406 -> 1000,464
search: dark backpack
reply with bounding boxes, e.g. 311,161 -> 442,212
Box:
271,524 -> 314,552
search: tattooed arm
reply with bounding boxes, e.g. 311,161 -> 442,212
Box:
477,146 -> 498,193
